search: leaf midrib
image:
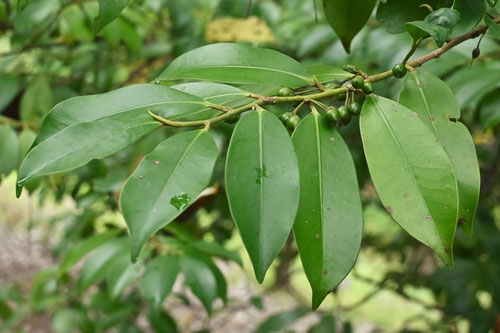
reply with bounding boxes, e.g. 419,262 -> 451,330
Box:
313,114 -> 326,286
258,110 -> 265,271
164,65 -> 313,84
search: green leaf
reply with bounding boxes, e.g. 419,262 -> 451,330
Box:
376,0 -> 453,34
0,125 -> 19,177
322,0 -> 377,53
225,109 -> 300,283
292,113 -> 362,310
188,250 -> 228,304
399,70 -> 480,235
180,255 -> 218,314
156,43 -> 313,88
487,0 -> 499,7
17,84 -> 208,188
190,240 -> 243,266
485,15 -> 500,37
308,315 -> 336,333
148,309 -> 178,333
360,95 -> 458,265
451,0 -> 486,37
307,65 -> 353,83
13,0 -> 60,36
255,307 -> 309,333
405,8 -> 461,46
17,128 -> 36,168
59,230 -> 121,273
0,75 -> 21,114
479,89 -> 500,130
78,238 -> 128,291
140,255 -> 180,309
105,251 -> 141,299
120,130 -> 218,261
93,0 -> 130,34
20,77 -> 53,122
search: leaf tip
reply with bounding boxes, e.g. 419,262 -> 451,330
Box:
311,290 -> 327,311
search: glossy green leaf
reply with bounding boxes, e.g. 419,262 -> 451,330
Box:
451,0 -> 486,37
105,251 -> 141,299
405,8 -> 461,46
140,255 -> 180,309
225,109 -> 300,283
148,309 -> 178,333
78,238 -> 128,291
120,130 -> 218,261
13,0 -> 60,36
479,89 -> 500,130
307,65 -> 353,83
17,84 -> 208,189
360,95 -> 458,265
485,15 -> 500,37
157,43 -> 313,88
399,70 -> 480,235
323,0 -> 377,53
487,0 -> 499,7
376,0 -> 453,34
180,255 -> 218,314
187,249 -> 228,304
59,230 -> 121,273
292,113 -> 362,310
255,307 -> 308,333
0,75 -> 21,114
0,125 -> 19,177
94,0 -> 130,34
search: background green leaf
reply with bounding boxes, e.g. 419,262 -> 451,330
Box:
140,255 -> 180,309
225,109 -> 300,283
0,125 -> 19,177
323,0 -> 377,53
94,0 -> 130,34
180,255 -> 218,314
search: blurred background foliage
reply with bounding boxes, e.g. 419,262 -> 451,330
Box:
0,0 -> 499,332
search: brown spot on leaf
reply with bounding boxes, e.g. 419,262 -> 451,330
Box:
153,160 -> 161,166
323,269 -> 328,275
386,206 -> 393,215
330,137 -> 335,141
457,217 -> 465,226
403,193 -> 409,199
137,175 -> 144,180
425,216 -> 431,221
315,233 -> 320,239
430,116 -> 435,121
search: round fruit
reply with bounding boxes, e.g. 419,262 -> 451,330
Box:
324,107 -> 341,125
277,87 -> 294,97
392,63 -> 407,78
348,102 -> 361,115
337,92 -> 347,101
225,114 -> 240,124
279,112 -> 293,124
362,82 -> 374,94
351,76 -> 365,89
325,82 -> 341,90
286,115 -> 301,131
472,47 -> 480,59
338,106 -> 352,125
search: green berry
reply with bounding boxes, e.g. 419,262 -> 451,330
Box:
338,106 -> 352,125
279,112 -> 293,124
392,63 -> 407,79
351,76 -> 365,89
362,82 -> 374,94
343,64 -> 357,73
225,114 -> 240,124
324,82 -> 341,90
337,92 -> 347,101
348,102 -> 361,115
277,87 -> 294,97
324,107 -> 341,125
286,115 -> 301,131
